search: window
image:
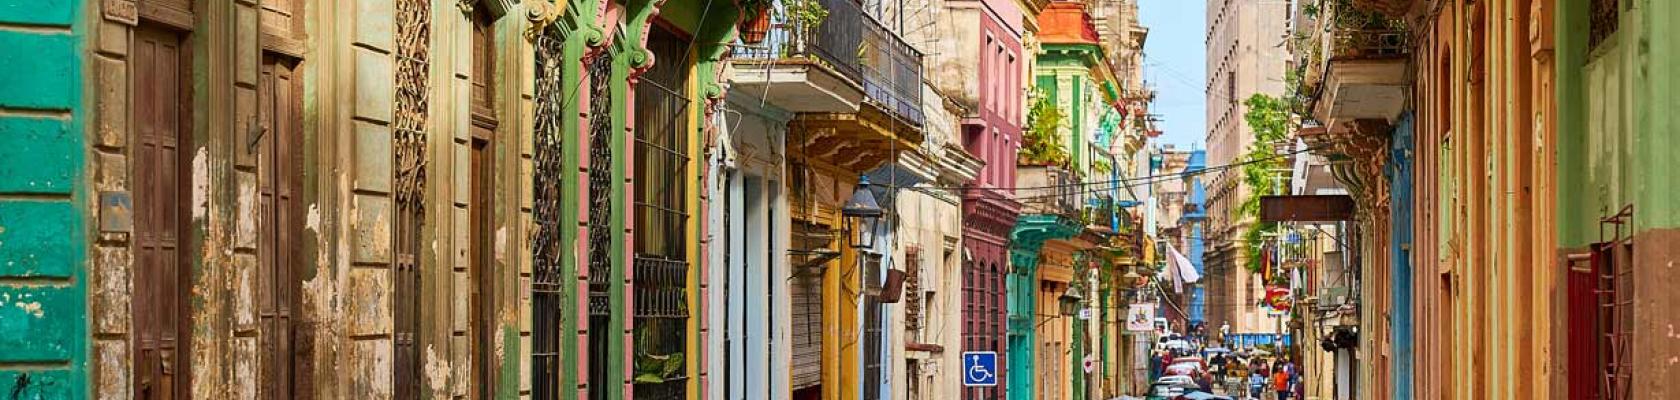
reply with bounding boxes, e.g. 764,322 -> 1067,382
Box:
632,25 -> 693,399
1588,0 -> 1619,51
134,25 -> 191,400
904,248 -> 923,340
468,6 -> 498,399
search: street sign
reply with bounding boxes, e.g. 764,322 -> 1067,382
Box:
1126,303 -> 1156,332
962,351 -> 999,387
1078,308 -> 1093,320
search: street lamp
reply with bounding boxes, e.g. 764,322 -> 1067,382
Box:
841,176 -> 884,249
1059,289 -> 1084,317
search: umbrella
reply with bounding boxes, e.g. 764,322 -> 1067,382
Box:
1203,347 -> 1231,354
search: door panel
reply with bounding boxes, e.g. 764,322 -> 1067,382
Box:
134,26 -> 188,400
257,55 -> 302,400
470,135 -> 495,399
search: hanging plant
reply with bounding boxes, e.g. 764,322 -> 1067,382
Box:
738,0 -> 774,44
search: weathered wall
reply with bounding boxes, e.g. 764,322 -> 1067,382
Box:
1556,0 -> 1680,397
0,1 -> 88,397
889,179 -> 966,400
1409,0 -> 1558,398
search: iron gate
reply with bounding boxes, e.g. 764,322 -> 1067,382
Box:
530,26 -> 568,400
585,43 -> 617,400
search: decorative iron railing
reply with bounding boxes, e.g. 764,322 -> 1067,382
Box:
731,0 -> 923,125
585,45 -> 616,400
859,12 -> 924,125
1330,28 -> 1408,59
730,0 -> 865,84
1017,165 -> 1084,221
531,26 -> 567,400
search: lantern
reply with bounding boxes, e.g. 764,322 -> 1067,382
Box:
841,176 -> 884,249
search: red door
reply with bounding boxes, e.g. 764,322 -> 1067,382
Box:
134,26 -> 189,400
1567,252 -> 1600,400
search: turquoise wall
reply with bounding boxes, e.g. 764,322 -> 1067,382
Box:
0,0 -> 89,398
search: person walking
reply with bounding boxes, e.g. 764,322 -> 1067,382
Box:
1247,370 -> 1266,400
1272,366 -> 1291,400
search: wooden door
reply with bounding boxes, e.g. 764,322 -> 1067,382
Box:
133,26 -> 189,400
468,7 -> 498,397
469,136 -> 495,398
257,55 -> 302,400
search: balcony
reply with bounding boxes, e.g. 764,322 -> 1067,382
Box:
730,0 -> 922,125
729,0 -> 869,113
1301,1 -> 1410,130
1016,165 -> 1083,221
859,9 -> 925,126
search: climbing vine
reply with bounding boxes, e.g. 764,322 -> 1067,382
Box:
1238,93 -> 1294,273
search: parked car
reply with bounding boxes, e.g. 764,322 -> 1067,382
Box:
1144,379 -> 1200,400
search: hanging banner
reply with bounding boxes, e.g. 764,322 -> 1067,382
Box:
1126,303 -> 1157,332
1263,287 -> 1293,312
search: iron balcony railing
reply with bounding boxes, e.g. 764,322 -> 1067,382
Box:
859,12 -> 924,126
731,0 -> 866,86
732,0 -> 923,125
1017,165 -> 1083,221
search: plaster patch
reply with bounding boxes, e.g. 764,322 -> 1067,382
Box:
192,148 -> 209,220
494,326 -> 505,361
495,227 -> 507,263
424,345 -> 449,392
14,301 -> 43,317
306,203 -> 321,232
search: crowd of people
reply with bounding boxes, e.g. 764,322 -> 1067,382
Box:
1148,346 -> 1304,400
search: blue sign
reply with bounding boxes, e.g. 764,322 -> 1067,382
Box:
962,351 -> 999,387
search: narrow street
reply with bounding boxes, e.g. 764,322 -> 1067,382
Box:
0,0 -> 1677,399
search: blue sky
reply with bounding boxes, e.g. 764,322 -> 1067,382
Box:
1139,0 -> 1207,149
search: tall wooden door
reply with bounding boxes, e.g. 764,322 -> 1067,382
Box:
257,55 -> 302,399
468,7 -> 499,397
133,25 -> 189,400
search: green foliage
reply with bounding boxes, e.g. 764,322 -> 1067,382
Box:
1021,92 -> 1070,167
633,352 -> 686,383
1238,93 -> 1295,273
785,0 -> 829,34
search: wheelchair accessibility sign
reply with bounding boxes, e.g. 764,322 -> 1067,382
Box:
962,351 -> 999,386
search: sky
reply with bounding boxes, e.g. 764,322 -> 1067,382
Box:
1139,0 -> 1207,150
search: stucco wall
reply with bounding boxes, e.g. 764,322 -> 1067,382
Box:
0,1 -> 88,397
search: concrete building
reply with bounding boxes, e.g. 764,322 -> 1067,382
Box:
0,0 -> 748,398
1201,0 -> 1292,338
924,0 -> 1029,397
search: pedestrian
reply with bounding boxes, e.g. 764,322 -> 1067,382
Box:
1273,367 -> 1291,400
1248,370 -> 1266,400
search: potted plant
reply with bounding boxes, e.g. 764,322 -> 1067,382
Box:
738,0 -> 773,44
